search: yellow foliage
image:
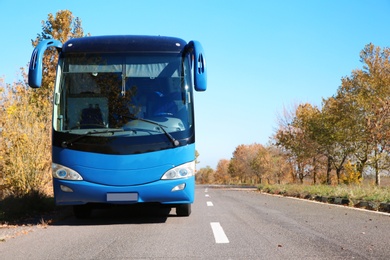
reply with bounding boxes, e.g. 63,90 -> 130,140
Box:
0,78 -> 52,197
0,10 -> 86,198
6,104 -> 19,116
341,161 -> 362,185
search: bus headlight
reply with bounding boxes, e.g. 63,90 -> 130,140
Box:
52,163 -> 83,180
161,161 -> 195,180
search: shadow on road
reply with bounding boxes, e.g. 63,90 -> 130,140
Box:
52,204 -> 173,226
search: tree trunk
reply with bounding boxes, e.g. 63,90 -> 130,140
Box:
336,168 -> 341,185
356,157 -> 367,181
297,163 -> 304,184
375,159 -> 381,186
326,156 -> 332,185
374,150 -> 381,186
312,157 -> 317,185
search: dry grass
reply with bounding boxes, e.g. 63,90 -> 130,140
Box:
0,78 -> 52,197
258,182 -> 390,203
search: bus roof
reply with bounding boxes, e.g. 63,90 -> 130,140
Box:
62,35 -> 187,54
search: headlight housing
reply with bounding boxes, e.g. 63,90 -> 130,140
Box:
161,161 -> 195,180
52,163 -> 83,180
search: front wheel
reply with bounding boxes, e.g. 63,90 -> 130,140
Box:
176,204 -> 191,217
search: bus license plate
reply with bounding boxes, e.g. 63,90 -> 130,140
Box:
106,193 -> 138,202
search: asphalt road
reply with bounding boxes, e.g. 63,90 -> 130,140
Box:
1,186 -> 389,259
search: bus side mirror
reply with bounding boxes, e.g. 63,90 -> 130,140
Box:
28,39 -> 62,88
189,41 -> 207,92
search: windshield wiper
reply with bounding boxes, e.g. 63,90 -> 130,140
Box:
61,129 -> 124,148
124,115 -> 180,147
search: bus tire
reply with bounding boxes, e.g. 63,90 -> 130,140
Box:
176,204 -> 191,216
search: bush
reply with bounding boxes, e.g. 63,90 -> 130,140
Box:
341,161 -> 362,185
0,76 -> 52,197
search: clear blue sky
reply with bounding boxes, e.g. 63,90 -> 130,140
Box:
1,0 -> 389,169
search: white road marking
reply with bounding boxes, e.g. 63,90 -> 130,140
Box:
205,194 -> 210,197
210,222 -> 229,243
205,188 -> 208,193
207,201 -> 214,206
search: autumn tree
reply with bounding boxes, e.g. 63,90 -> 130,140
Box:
228,143 -> 291,185
196,166 -> 214,184
338,43 -> 390,185
275,43 -> 390,186
195,150 -> 200,165
250,144 -> 271,184
213,159 -> 231,184
366,97 -> 390,185
228,145 -> 251,183
267,146 -> 292,184
300,101 -> 336,184
319,96 -> 357,184
0,11 -> 87,196
228,144 -> 265,184
275,103 -> 321,183
31,10 -> 86,102
0,73 -> 52,196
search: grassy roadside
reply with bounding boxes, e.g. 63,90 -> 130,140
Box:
258,183 -> 390,207
258,184 -> 390,203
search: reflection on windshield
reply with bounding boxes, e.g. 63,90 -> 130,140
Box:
55,53 -> 194,137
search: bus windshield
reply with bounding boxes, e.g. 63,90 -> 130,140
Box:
55,53 -> 194,138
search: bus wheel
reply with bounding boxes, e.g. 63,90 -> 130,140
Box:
176,204 -> 191,217
73,205 -> 92,219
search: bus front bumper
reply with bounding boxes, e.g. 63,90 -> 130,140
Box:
53,177 -> 195,206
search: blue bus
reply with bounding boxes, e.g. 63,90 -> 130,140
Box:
28,35 -> 206,218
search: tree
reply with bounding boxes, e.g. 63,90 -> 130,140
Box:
195,150 -> 200,165
0,73 -> 52,196
250,144 -> 270,184
338,43 -> 390,185
319,96 -> 356,184
228,144 -> 265,184
267,146 -> 292,184
196,166 -> 214,184
275,103 -> 320,184
214,159 -> 231,184
228,145 -> 251,183
31,10 -> 87,100
0,11 -> 87,196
